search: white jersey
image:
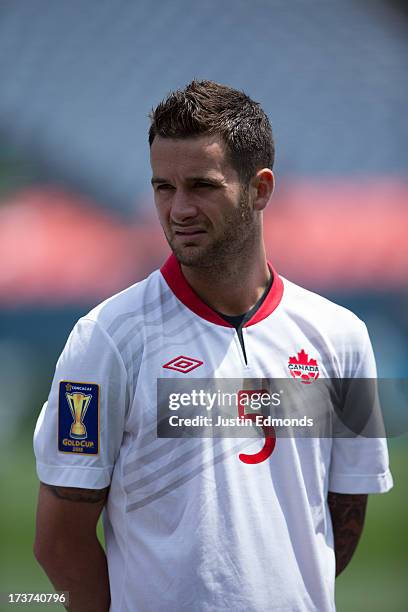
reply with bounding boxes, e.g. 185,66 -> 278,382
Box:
34,254 -> 393,612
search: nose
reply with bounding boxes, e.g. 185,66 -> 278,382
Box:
170,189 -> 199,224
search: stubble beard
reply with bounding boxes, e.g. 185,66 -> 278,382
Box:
166,188 -> 258,271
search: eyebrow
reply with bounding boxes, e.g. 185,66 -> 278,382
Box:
151,176 -> 224,186
188,176 -> 223,184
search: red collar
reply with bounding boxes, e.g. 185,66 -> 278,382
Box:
160,254 -> 283,328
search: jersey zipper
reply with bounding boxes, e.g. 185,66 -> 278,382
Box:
234,327 -> 250,369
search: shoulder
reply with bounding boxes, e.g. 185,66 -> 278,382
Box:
281,276 -> 366,334
60,267 -> 172,364
81,267 -> 169,337
279,277 -> 370,362
278,277 -> 374,377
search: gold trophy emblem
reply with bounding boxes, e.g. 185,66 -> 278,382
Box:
66,392 -> 92,439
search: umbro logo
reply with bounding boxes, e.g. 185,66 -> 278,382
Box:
163,355 -> 204,374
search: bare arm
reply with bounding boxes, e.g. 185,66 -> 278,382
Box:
327,492 -> 368,577
34,483 -> 110,611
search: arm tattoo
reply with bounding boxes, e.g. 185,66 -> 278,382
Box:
328,492 -> 368,577
45,484 -> 109,503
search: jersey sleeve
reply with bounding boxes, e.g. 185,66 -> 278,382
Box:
34,317 -> 128,489
328,321 -> 393,494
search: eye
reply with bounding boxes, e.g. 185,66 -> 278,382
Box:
195,181 -> 214,188
156,183 -> 174,191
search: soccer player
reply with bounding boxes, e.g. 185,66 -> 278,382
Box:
33,80 -> 393,611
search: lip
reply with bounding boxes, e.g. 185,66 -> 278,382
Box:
173,228 -> 207,236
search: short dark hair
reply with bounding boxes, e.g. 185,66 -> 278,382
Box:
149,80 -> 274,184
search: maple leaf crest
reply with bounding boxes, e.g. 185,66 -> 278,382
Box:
288,349 -> 319,384
289,349 -> 317,366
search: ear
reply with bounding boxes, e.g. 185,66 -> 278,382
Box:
251,169 -> 274,211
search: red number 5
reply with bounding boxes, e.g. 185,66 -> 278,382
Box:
237,390 -> 276,464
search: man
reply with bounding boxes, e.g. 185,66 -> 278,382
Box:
34,80 -> 393,611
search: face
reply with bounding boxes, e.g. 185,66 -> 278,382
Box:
150,135 -> 259,268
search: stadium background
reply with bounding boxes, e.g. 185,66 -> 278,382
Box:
0,0 -> 406,609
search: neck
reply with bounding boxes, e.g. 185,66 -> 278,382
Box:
181,242 -> 270,316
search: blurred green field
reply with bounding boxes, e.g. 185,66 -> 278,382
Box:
0,434 -> 406,611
